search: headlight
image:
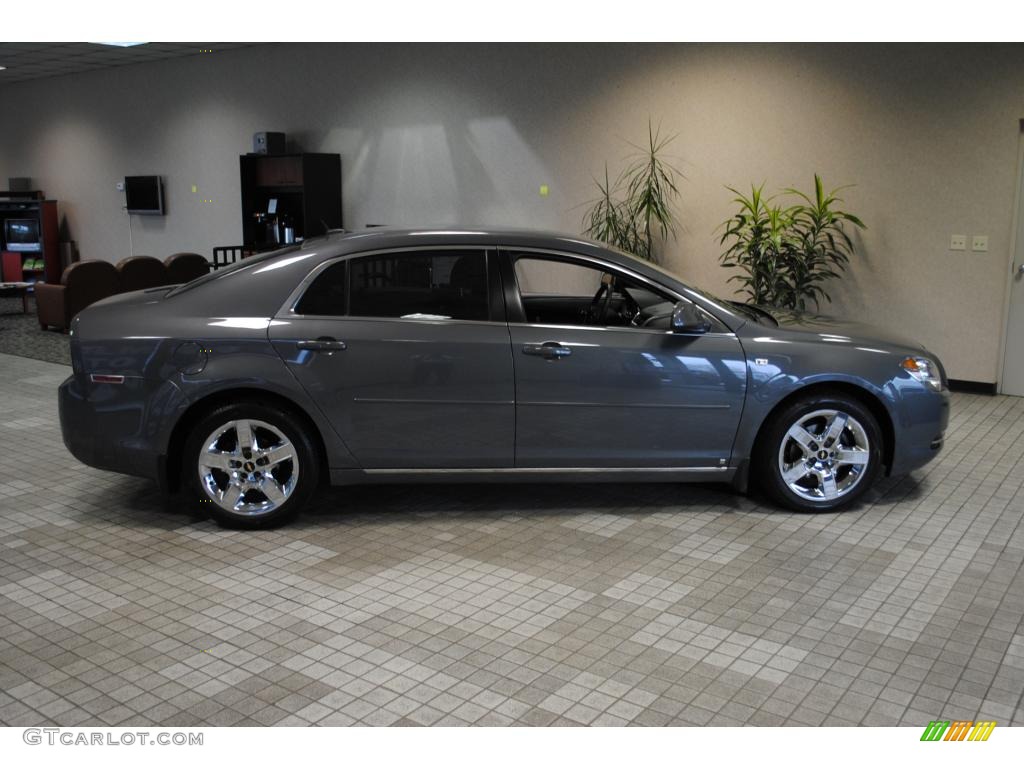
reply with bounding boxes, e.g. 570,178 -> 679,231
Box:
900,356 -> 943,391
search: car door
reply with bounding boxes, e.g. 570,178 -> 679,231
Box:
269,247 -> 515,468
503,249 -> 747,468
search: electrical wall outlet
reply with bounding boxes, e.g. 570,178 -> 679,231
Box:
950,234 -> 966,251
971,235 -> 989,252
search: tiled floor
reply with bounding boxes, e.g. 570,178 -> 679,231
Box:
1,351 -> 1023,727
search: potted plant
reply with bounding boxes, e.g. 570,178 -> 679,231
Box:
582,122 -> 681,263
718,175 -> 865,312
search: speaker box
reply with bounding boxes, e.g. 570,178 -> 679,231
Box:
253,132 -> 286,155
8,177 -> 32,192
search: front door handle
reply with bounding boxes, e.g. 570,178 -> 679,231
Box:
522,341 -> 572,360
297,337 -> 347,352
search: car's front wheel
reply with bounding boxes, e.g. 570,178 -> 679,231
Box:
757,392 -> 882,512
184,402 -> 320,528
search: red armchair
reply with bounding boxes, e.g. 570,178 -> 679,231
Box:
164,252 -> 210,284
36,260 -> 119,332
116,255 -> 168,292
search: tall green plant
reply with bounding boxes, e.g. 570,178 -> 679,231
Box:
784,175 -> 866,311
582,122 -> 681,262
718,184 -> 794,306
718,175 -> 865,312
583,166 -> 643,257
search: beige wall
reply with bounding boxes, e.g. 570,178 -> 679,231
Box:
1,43 -> 1021,382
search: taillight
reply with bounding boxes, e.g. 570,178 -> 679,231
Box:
90,374 -> 125,384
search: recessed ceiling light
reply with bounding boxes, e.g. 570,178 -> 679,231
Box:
0,66 -> 6,71
89,42 -> 149,48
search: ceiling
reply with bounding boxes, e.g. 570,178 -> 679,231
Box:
0,42 -> 258,86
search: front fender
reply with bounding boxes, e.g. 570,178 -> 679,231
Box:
729,340 -> 906,474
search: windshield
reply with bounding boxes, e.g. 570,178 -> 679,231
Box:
165,247 -> 300,297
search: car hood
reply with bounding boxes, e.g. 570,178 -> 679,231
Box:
758,307 -> 928,353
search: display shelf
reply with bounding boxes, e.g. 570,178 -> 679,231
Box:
0,198 -> 60,285
239,153 -> 342,252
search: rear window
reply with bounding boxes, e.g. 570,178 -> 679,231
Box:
165,247 -> 299,297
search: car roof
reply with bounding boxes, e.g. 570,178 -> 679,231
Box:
300,227 -> 610,255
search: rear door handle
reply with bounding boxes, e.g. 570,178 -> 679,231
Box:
522,341 -> 572,360
297,337 -> 347,352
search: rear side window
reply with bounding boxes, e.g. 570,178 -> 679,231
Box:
295,261 -> 347,315
349,250 -> 488,321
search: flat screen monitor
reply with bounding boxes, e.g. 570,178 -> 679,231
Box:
125,175 -> 164,215
4,219 -> 41,252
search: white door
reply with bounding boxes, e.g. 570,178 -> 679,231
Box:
1001,129 -> 1024,396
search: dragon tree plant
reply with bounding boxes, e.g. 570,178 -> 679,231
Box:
718,174 -> 865,312
582,121 -> 682,263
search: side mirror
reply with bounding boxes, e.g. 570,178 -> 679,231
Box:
671,301 -> 711,334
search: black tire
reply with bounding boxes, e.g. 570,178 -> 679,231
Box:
183,401 -> 320,529
755,391 -> 883,513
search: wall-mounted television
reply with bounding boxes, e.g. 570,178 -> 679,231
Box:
125,175 -> 164,215
4,219 -> 41,252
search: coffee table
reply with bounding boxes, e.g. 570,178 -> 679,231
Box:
0,282 -> 32,314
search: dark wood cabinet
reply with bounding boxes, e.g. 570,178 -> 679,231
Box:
0,197 -> 60,286
240,153 -> 342,251
253,156 -> 304,187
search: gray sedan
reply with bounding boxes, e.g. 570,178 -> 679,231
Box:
58,229 -> 950,528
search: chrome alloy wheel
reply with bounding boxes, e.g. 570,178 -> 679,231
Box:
198,419 -> 299,516
777,409 -> 871,503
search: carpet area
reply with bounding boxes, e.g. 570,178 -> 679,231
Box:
0,296 -> 70,366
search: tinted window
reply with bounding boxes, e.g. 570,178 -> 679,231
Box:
348,250 -> 488,321
295,261 -> 348,315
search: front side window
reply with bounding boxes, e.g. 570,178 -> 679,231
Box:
512,253 -> 680,329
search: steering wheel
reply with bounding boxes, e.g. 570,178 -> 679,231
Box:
587,275 -> 615,325
618,285 -> 641,324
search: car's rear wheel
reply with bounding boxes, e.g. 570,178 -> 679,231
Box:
756,392 -> 882,512
184,403 -> 319,528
